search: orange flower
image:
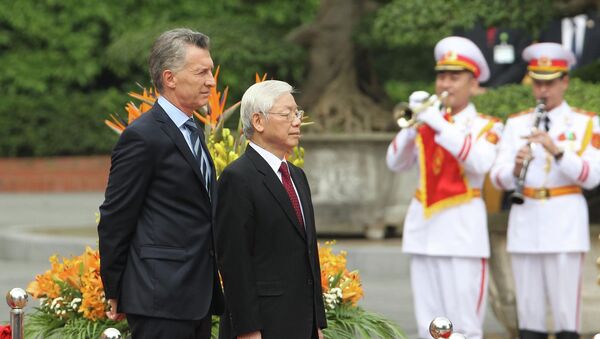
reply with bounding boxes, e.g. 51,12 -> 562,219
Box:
27,247 -> 110,321
318,241 -> 364,306
255,72 -> 268,83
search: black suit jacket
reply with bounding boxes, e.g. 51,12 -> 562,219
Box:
216,146 -> 326,339
539,12 -> 600,68
98,103 -> 224,320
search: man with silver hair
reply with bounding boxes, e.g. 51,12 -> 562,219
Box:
216,80 -> 326,339
98,28 -> 223,338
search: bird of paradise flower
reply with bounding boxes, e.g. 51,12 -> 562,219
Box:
104,65 -> 239,134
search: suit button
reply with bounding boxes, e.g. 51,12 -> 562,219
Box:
209,249 -> 215,257
307,279 -> 313,285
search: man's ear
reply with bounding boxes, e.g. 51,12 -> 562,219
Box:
469,75 -> 479,94
251,112 -> 265,134
163,70 -> 176,89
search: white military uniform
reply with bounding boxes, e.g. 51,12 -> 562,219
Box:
386,36 -> 502,339
387,104 -> 502,339
490,42 -> 600,336
491,102 -> 600,332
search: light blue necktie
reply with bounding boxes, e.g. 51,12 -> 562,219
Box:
184,119 -> 211,192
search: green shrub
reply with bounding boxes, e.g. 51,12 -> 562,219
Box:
472,78 -> 600,120
0,0 -> 317,157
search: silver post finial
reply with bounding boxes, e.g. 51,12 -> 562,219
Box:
6,288 -> 28,309
100,328 -> 122,339
429,316 -> 453,338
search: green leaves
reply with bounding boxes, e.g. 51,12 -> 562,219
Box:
0,0 -> 316,156
25,310 -> 129,339
371,0 -> 557,47
472,79 -> 600,121
323,304 -> 406,339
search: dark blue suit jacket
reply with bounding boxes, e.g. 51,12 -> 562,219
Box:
98,103 -> 224,320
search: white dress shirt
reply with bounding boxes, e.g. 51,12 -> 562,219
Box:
249,142 -> 305,224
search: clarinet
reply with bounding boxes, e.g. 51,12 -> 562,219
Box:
510,98 -> 548,205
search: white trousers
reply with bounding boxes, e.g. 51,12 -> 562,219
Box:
511,253 -> 584,333
410,255 -> 488,339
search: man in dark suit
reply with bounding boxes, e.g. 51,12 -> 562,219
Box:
216,80 -> 326,339
540,9 -> 600,69
98,28 -> 223,339
455,22 -> 531,89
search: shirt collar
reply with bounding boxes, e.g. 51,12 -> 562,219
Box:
547,100 -> 569,121
249,141 -> 287,175
451,102 -> 477,123
157,96 -> 192,128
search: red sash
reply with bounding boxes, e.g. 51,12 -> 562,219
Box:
415,117 -> 473,218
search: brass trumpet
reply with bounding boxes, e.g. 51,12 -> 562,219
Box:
394,91 -> 449,129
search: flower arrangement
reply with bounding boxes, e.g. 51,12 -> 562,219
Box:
25,243 -> 403,339
318,241 -> 405,338
104,69 -> 304,176
25,247 -> 128,338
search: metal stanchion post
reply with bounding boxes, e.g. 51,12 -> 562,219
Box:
100,327 -> 122,339
5,288 -> 28,339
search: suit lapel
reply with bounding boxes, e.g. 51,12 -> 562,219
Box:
152,106 -> 210,199
246,147 -> 306,240
289,165 -> 314,244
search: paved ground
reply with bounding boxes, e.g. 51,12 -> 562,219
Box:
0,193 -> 520,337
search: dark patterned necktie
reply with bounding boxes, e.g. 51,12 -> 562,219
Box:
184,118 -> 211,193
278,162 -> 305,235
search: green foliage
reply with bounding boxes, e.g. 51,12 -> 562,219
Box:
323,304 -> 405,339
25,310 -> 129,339
371,0 -> 556,47
472,78 -> 600,121
384,81 -> 434,105
0,0 -> 319,156
364,0 -> 558,103
571,59 -> 600,83
0,90 -> 120,157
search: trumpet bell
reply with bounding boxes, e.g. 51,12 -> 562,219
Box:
393,102 -> 415,129
393,91 -> 448,129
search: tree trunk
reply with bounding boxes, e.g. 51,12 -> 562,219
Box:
288,0 -> 389,133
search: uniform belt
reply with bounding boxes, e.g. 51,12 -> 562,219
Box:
522,185 -> 582,199
414,188 -> 481,202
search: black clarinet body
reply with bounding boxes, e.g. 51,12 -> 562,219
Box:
510,99 -> 548,205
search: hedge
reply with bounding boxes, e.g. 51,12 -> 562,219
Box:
472,78 -> 600,120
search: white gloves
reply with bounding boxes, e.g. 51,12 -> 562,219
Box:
415,95 -> 448,132
408,91 -> 430,110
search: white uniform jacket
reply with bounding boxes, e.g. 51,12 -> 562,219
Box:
490,101 -> 600,253
386,103 -> 503,258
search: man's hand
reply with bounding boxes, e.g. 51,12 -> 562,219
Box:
523,130 -> 561,155
417,104 -> 447,132
513,145 -> 533,177
106,299 -> 126,321
238,331 -> 261,339
318,328 -> 324,339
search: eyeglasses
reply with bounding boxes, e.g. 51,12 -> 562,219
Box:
267,109 -> 304,121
